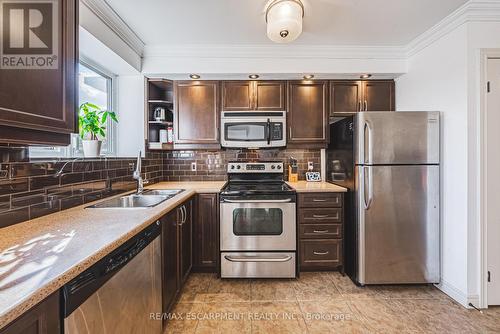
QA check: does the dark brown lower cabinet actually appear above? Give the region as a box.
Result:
[179,200,193,284]
[161,196,194,329]
[0,291,60,334]
[300,239,342,269]
[161,209,179,321]
[193,193,219,272]
[298,192,344,271]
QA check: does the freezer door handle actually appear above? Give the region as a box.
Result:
[363,166,373,210]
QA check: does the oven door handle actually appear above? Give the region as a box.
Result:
[222,199,293,203]
[224,255,293,263]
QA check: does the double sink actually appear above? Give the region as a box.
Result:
[87,189,184,209]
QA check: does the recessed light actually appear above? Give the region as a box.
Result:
[360,74,372,79]
[189,74,200,79]
[249,74,260,79]
[303,74,314,80]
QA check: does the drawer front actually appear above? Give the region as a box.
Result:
[299,208,342,224]
[298,193,342,208]
[221,252,296,278]
[299,224,342,239]
[300,240,342,268]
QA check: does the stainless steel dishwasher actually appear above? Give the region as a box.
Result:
[62,221,162,334]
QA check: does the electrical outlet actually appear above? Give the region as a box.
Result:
[308,161,314,171]
[191,162,197,172]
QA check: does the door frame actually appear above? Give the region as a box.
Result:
[478,49,500,308]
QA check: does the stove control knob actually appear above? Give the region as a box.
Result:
[271,165,276,169]
[230,165,235,169]
[237,165,241,169]
[277,165,282,170]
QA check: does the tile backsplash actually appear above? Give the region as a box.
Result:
[162,149,321,182]
[0,150,163,228]
[0,147,320,228]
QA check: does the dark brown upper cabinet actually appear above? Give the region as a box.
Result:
[363,80,395,112]
[0,0,78,146]
[330,81,363,115]
[174,81,220,149]
[222,81,285,111]
[254,81,286,110]
[288,80,329,148]
[330,80,395,116]
[222,81,253,111]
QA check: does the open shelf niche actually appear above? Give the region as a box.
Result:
[145,78,174,150]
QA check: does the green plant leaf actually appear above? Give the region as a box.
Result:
[101,112,108,123]
[77,102,118,140]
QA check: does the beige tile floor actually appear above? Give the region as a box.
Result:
[164,272,500,334]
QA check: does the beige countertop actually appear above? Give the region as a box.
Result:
[0,180,348,328]
[287,181,348,193]
[0,181,225,330]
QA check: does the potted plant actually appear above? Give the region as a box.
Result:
[79,102,118,157]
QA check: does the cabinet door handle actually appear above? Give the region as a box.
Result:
[313,230,330,234]
[364,100,368,111]
[313,251,330,256]
[358,100,362,111]
[312,199,327,202]
[289,127,292,139]
[179,205,185,225]
[313,214,329,218]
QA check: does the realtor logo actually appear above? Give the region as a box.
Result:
[0,0,58,69]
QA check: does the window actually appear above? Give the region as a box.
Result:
[29,60,116,158]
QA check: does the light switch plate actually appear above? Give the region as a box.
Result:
[191,162,197,172]
[308,161,314,171]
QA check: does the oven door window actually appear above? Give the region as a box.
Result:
[233,208,283,236]
[225,123,268,142]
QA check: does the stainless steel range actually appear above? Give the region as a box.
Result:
[220,162,297,278]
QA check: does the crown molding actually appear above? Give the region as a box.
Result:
[80,0,145,57]
[405,0,500,57]
[143,44,407,60]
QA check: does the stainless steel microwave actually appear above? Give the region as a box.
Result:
[221,111,286,149]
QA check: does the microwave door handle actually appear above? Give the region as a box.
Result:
[267,118,271,145]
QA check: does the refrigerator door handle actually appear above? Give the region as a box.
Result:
[363,166,373,210]
[364,122,373,164]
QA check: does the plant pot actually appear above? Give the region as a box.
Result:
[82,140,102,158]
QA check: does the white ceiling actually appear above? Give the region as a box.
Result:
[105,0,468,47]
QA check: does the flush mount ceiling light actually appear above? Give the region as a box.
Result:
[303,74,314,80]
[360,74,372,79]
[266,0,304,44]
[249,74,260,79]
[189,74,200,79]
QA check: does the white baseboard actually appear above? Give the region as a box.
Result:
[435,280,479,308]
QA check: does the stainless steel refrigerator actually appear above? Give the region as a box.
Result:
[327,111,440,285]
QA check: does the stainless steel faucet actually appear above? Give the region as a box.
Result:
[133,151,147,194]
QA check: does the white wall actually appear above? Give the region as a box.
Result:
[466,21,500,307]
[79,27,138,76]
[79,25,145,157]
[79,1,142,71]
[396,24,470,305]
[116,76,145,157]
[142,45,407,77]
